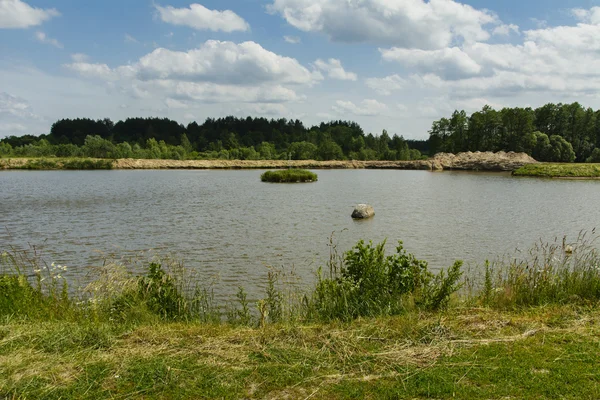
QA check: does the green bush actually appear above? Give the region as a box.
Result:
[261,169,318,183]
[308,240,463,321]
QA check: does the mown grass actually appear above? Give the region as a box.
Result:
[513,163,600,178]
[1,234,600,399]
[0,157,114,170]
[1,306,600,399]
[261,168,318,183]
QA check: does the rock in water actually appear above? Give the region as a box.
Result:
[352,204,375,219]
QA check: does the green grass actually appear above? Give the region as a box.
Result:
[0,157,113,170]
[2,235,600,398]
[261,169,318,183]
[1,306,600,399]
[513,163,600,178]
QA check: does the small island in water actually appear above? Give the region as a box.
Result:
[260,169,318,183]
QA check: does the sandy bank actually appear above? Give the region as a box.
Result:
[0,151,537,171]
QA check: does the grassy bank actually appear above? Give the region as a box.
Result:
[513,163,600,178]
[2,305,600,399]
[0,157,113,170]
[2,236,600,398]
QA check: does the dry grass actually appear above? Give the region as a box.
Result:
[3,305,600,399]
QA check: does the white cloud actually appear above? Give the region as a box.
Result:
[71,53,89,63]
[155,3,249,32]
[314,58,357,81]
[0,92,44,136]
[0,0,59,29]
[332,99,388,116]
[381,47,482,79]
[0,92,32,117]
[571,7,600,25]
[236,103,290,116]
[403,6,600,101]
[492,24,519,36]
[124,34,138,43]
[365,74,406,95]
[129,40,317,85]
[0,122,27,134]
[284,35,301,44]
[65,40,319,106]
[35,31,63,48]
[268,0,498,49]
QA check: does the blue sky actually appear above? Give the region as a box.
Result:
[2,0,600,140]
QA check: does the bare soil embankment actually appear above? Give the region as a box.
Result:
[113,151,537,171]
[0,151,537,171]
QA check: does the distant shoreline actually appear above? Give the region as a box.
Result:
[0,151,537,172]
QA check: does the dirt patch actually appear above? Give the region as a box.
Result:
[432,151,538,171]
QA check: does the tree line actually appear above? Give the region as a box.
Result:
[0,117,424,161]
[429,103,600,162]
[2,102,600,162]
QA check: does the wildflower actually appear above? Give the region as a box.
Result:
[1,252,7,257]
[33,269,42,274]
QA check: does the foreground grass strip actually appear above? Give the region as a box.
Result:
[261,169,318,183]
[2,305,600,399]
[513,163,600,178]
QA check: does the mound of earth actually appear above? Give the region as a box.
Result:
[431,151,538,171]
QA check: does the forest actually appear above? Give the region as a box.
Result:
[0,117,423,161]
[429,102,600,163]
[1,102,600,162]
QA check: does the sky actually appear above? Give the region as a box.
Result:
[2,0,600,140]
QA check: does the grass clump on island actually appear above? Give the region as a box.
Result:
[513,163,600,178]
[261,168,318,183]
[2,234,600,398]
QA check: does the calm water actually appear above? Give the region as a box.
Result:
[1,170,599,297]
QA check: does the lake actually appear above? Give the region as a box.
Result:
[1,169,599,298]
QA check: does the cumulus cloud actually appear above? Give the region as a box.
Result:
[571,7,600,25]
[65,40,318,106]
[35,31,63,48]
[492,24,519,36]
[365,74,406,95]
[68,40,318,85]
[0,0,59,29]
[268,0,497,49]
[332,99,388,116]
[314,58,357,81]
[381,47,482,80]
[404,6,600,99]
[155,3,249,32]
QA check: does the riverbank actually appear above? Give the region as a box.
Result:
[0,151,537,172]
[2,234,600,399]
[2,305,599,399]
[513,163,600,178]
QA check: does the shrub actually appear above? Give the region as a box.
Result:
[261,169,318,183]
[308,240,463,321]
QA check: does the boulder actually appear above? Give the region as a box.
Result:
[352,204,375,219]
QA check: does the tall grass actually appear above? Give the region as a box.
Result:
[2,233,600,327]
[476,231,600,308]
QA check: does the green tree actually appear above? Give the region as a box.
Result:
[289,141,318,160]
